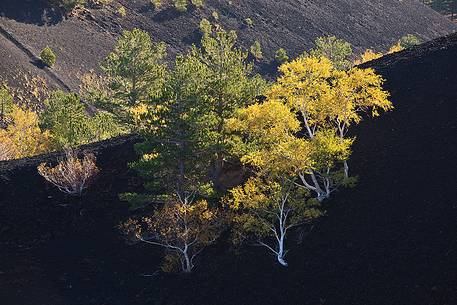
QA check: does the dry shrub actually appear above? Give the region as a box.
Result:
[38,150,99,196]
[0,141,13,161]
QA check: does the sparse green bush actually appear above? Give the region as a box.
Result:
[250,41,263,60]
[308,36,353,70]
[398,34,422,49]
[212,11,219,20]
[191,0,204,7]
[117,5,126,17]
[173,0,188,12]
[244,17,254,27]
[40,46,57,68]
[0,85,13,126]
[275,48,289,64]
[40,91,122,148]
[40,91,90,148]
[151,0,161,9]
[199,18,212,35]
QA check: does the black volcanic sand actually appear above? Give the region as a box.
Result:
[1,34,457,305]
[0,0,455,94]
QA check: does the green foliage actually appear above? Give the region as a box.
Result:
[123,24,267,205]
[194,24,267,188]
[250,41,263,60]
[199,18,212,35]
[117,5,126,17]
[173,0,188,12]
[150,0,161,9]
[0,85,13,125]
[40,91,122,148]
[191,0,204,7]
[40,46,57,68]
[275,48,289,64]
[101,29,167,126]
[244,17,254,27]
[40,91,89,148]
[128,53,213,206]
[308,36,353,70]
[398,34,422,49]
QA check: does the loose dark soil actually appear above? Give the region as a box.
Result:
[0,0,455,95]
[1,30,457,305]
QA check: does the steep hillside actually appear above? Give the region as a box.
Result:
[0,0,455,93]
[1,30,457,305]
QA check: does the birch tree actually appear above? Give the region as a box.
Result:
[121,199,222,273]
[226,100,323,266]
[267,55,391,200]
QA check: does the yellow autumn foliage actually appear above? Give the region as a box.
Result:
[0,105,52,160]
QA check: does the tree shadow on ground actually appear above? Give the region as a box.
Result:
[0,0,63,26]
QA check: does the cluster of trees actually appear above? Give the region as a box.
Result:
[67,23,393,272]
[0,85,122,161]
[1,18,399,271]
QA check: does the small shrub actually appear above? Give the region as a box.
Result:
[173,0,187,12]
[212,10,219,20]
[151,0,161,9]
[117,5,126,17]
[0,142,13,161]
[244,17,254,27]
[275,48,289,64]
[250,40,263,60]
[40,46,57,68]
[0,85,13,126]
[199,18,212,35]
[191,0,204,7]
[38,150,99,197]
[398,34,422,49]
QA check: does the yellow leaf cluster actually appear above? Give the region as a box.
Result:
[354,49,383,65]
[0,105,52,160]
[269,56,334,129]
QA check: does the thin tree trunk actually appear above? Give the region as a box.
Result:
[310,172,327,201]
[343,160,349,178]
[277,230,288,267]
[182,247,192,273]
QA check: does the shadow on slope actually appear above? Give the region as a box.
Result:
[0,0,63,25]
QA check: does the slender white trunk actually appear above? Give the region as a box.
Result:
[310,172,328,201]
[182,246,192,273]
[343,160,349,178]
[277,231,288,267]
